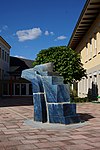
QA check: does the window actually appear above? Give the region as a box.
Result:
[89,38,92,59]
[7,53,9,63]
[15,84,20,95]
[99,72,100,95]
[21,84,26,95]
[94,34,97,56]
[0,47,1,58]
[0,68,1,79]
[93,74,98,98]
[97,32,100,54]
[89,76,92,89]
[29,84,33,95]
[2,69,4,79]
[85,77,88,94]
[2,50,4,60]
[85,43,88,62]
[3,83,8,95]
[5,51,7,61]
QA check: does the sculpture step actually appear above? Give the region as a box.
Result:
[47,103,80,124]
[41,71,60,76]
[42,76,64,85]
[48,103,76,116]
[42,82,70,103]
[49,115,80,124]
[33,93,47,123]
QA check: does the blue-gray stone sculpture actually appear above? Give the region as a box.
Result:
[21,62,80,124]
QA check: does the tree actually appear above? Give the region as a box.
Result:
[33,46,86,83]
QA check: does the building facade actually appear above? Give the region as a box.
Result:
[68,0,100,99]
[0,36,11,80]
[2,56,33,97]
[0,36,33,98]
[0,36,11,96]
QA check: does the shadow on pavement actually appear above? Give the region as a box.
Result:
[0,97,33,107]
[79,113,95,122]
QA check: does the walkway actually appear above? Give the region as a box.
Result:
[0,102,100,150]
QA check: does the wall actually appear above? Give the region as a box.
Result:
[75,13,100,98]
[0,40,10,79]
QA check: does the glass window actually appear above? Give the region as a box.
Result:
[21,84,26,95]
[94,34,97,56]
[3,83,8,95]
[15,84,20,95]
[2,70,4,79]
[0,68,1,79]
[29,84,33,95]
[5,51,6,61]
[86,43,88,62]
[7,53,9,63]
[0,47,1,58]
[2,50,4,60]
[90,38,92,59]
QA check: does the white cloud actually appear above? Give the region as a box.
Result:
[2,25,8,30]
[44,30,49,36]
[55,35,67,41]
[0,25,8,33]
[44,30,54,36]
[14,55,26,59]
[16,27,42,42]
[50,32,54,35]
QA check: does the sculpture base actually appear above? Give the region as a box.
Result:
[47,103,80,124]
[49,115,80,124]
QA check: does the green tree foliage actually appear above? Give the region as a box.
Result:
[33,46,86,83]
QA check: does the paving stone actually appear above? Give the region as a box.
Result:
[69,135,88,139]
[89,142,100,148]
[34,142,62,148]
[5,147,18,150]
[87,137,100,142]
[62,144,94,150]
[0,102,100,149]
[0,140,22,147]
[16,144,37,150]
[71,139,90,144]
[47,136,71,142]
[21,139,40,144]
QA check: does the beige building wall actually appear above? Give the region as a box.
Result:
[76,14,100,98]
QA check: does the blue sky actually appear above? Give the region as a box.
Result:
[0,0,86,60]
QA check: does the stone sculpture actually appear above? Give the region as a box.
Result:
[21,62,80,124]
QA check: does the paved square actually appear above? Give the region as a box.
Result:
[0,102,100,150]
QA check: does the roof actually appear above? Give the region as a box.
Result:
[9,56,34,75]
[10,56,34,68]
[0,36,11,49]
[68,0,100,50]
[9,66,20,72]
[19,57,34,68]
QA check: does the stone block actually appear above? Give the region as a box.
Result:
[42,82,70,103]
[49,115,80,124]
[33,94,47,122]
[32,77,44,93]
[57,85,70,102]
[48,103,76,117]
[21,63,80,125]
[42,76,64,85]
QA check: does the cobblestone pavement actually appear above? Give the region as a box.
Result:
[0,102,100,150]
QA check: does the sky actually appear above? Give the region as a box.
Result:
[0,0,86,60]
